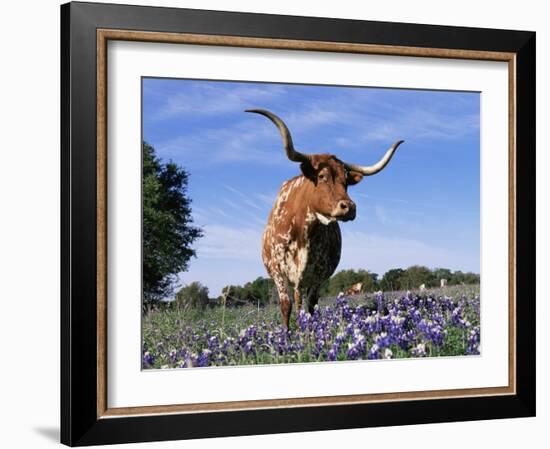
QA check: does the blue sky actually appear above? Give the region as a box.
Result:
[143,78,480,297]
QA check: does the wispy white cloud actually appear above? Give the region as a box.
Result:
[156,118,293,166]
[254,192,277,207]
[339,230,479,278]
[150,83,288,121]
[195,223,264,262]
[222,183,265,212]
[151,82,479,168]
[374,205,393,225]
[358,108,480,145]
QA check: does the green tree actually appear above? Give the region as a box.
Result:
[244,277,276,305]
[433,268,453,283]
[379,268,405,292]
[175,282,209,310]
[463,272,480,284]
[451,271,479,285]
[398,265,435,290]
[143,142,203,303]
[450,270,466,285]
[321,269,378,296]
[220,277,276,306]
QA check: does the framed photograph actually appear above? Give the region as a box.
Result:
[61,1,536,446]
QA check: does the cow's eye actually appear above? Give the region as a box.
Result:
[318,173,326,181]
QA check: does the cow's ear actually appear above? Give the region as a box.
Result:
[300,161,317,181]
[347,170,364,186]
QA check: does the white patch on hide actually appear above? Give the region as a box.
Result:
[315,212,336,226]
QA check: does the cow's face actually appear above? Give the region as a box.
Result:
[301,154,363,224]
[245,109,403,225]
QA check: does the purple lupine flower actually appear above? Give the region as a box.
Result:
[208,335,219,351]
[374,292,385,312]
[244,340,255,354]
[367,343,380,360]
[143,351,155,367]
[397,329,416,351]
[346,343,360,360]
[168,349,178,362]
[296,310,310,331]
[374,332,391,348]
[467,327,480,354]
[411,343,427,357]
[197,349,212,367]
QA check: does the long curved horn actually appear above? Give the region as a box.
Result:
[344,140,405,176]
[245,109,311,164]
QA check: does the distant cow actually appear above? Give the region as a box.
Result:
[440,279,448,288]
[419,284,426,292]
[247,109,404,328]
[345,282,363,296]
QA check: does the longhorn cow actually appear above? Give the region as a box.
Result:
[247,109,404,328]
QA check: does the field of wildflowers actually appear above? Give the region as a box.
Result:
[142,286,480,369]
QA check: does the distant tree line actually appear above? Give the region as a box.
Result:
[319,269,378,296]
[171,278,277,310]
[220,277,277,307]
[171,266,480,310]
[377,266,479,292]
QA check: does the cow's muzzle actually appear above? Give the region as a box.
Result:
[333,200,356,222]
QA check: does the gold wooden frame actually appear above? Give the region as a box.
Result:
[96,29,516,419]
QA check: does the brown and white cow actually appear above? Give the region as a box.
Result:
[246,109,404,328]
[345,282,364,296]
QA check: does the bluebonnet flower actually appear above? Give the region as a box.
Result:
[374,292,385,312]
[168,349,178,362]
[467,327,480,354]
[197,349,211,367]
[244,340,255,354]
[142,351,155,367]
[208,336,219,351]
[346,342,360,360]
[367,343,380,360]
[374,332,391,348]
[411,343,427,357]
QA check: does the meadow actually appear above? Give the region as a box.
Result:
[142,285,480,369]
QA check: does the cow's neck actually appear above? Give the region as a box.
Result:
[283,175,336,243]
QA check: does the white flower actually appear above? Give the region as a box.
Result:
[391,315,404,325]
[384,348,393,359]
[412,343,426,357]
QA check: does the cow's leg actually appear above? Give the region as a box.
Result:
[273,276,291,329]
[293,288,302,314]
[281,294,292,329]
[306,287,320,315]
